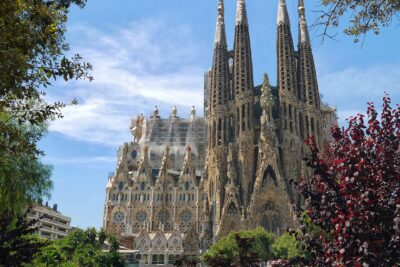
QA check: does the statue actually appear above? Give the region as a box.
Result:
[130,114,144,143]
[190,105,196,121]
[171,105,178,118]
[152,105,160,118]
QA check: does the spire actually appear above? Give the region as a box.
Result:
[214,0,226,46]
[235,0,248,25]
[297,0,320,108]
[277,0,290,25]
[298,0,310,44]
[276,0,297,97]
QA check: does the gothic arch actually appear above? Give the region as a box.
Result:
[262,165,278,187]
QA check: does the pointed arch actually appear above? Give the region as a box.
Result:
[262,165,278,187]
[227,202,238,215]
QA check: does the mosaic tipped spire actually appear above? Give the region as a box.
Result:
[298,0,310,44]
[214,0,226,45]
[236,0,248,25]
[277,0,290,25]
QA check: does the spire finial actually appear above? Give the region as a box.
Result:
[218,0,224,17]
[298,0,305,16]
[236,0,248,25]
[298,0,310,44]
[214,0,227,45]
[277,0,290,25]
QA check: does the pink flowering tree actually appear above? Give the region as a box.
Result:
[296,95,400,266]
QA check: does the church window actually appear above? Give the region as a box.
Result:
[112,211,125,225]
[183,194,186,201]
[118,182,124,191]
[157,210,171,222]
[184,181,190,191]
[152,254,165,264]
[228,202,237,215]
[131,150,137,159]
[135,210,147,222]
[140,182,145,191]
[180,210,193,223]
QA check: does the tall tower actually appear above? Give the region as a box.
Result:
[297,0,322,143]
[276,0,302,194]
[277,0,297,99]
[233,0,255,210]
[206,0,231,234]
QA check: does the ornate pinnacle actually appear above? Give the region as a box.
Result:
[236,0,248,25]
[277,0,290,25]
[298,0,310,44]
[298,0,305,16]
[217,0,224,17]
[214,0,226,45]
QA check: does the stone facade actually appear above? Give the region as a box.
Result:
[103,0,337,263]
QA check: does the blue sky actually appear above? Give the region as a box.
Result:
[39,0,400,229]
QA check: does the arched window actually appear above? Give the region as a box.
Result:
[262,166,278,187]
[227,202,237,215]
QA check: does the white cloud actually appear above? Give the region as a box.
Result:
[48,19,205,146]
[319,63,400,125]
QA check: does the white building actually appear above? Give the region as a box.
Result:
[27,203,71,240]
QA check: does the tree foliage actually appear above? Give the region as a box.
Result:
[202,228,275,267]
[0,209,49,267]
[0,120,53,216]
[0,0,92,125]
[32,228,125,267]
[296,95,400,266]
[317,0,400,43]
[272,232,303,261]
[0,0,92,216]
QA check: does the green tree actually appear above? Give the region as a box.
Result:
[0,209,49,267]
[317,0,400,43]
[272,233,302,260]
[0,121,53,216]
[32,228,125,267]
[0,0,92,216]
[202,228,275,267]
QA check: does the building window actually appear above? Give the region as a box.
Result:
[152,254,165,264]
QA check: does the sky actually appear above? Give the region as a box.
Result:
[38,0,400,229]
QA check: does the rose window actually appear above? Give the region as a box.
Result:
[135,210,147,222]
[180,210,193,223]
[113,211,125,224]
[157,210,171,222]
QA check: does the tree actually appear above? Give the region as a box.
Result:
[272,232,303,261]
[316,0,400,43]
[202,228,275,267]
[296,95,400,266]
[0,121,53,216]
[173,255,199,267]
[0,0,92,126]
[0,209,49,267]
[32,228,125,267]
[0,0,92,216]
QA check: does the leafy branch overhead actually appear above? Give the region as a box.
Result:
[0,0,92,126]
[315,0,400,42]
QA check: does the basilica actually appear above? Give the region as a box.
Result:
[103,0,337,264]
